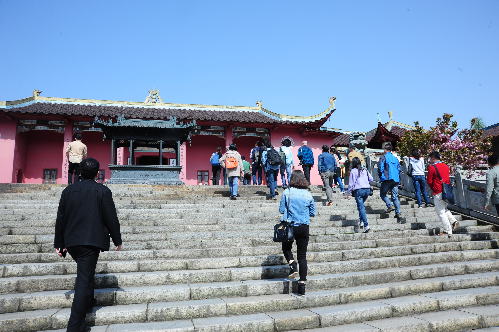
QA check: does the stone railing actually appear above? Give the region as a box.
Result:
[365,155,499,225]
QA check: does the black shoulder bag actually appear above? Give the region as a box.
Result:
[273,189,294,242]
[432,164,455,205]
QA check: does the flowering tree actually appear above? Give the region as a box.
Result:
[398,113,492,174]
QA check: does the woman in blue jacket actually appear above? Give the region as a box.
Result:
[279,170,316,295]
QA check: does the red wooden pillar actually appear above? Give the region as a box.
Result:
[224,125,233,150]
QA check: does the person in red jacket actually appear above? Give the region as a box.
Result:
[427,151,458,235]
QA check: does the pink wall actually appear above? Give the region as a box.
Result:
[185,135,225,184]
[23,131,64,184]
[12,132,27,183]
[233,136,261,161]
[0,119,17,183]
[81,131,111,182]
[1,118,335,186]
[184,128,333,186]
[270,128,333,186]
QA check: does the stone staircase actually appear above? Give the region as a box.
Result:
[0,184,498,332]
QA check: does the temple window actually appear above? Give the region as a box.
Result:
[197,170,209,185]
[97,170,105,183]
[42,169,57,184]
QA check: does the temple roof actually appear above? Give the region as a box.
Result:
[331,125,409,147]
[367,122,401,148]
[0,92,336,127]
[484,123,499,138]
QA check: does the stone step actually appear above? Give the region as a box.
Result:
[0,184,496,332]
[1,270,496,314]
[299,305,499,332]
[1,238,493,265]
[5,223,486,243]
[0,218,479,236]
[2,241,496,278]
[1,255,497,295]
[0,209,436,222]
[1,287,498,331]
[2,229,498,250]
[0,232,489,255]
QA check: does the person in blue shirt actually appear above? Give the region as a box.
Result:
[297,141,314,183]
[209,147,223,185]
[261,140,281,200]
[377,142,402,219]
[318,145,337,206]
[279,170,316,296]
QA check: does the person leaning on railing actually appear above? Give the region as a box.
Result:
[485,154,499,215]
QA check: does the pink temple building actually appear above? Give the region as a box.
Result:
[0,90,342,185]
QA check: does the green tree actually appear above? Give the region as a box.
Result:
[397,121,431,158]
[470,117,486,130]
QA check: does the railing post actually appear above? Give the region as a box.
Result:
[454,170,467,209]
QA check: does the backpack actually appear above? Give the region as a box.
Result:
[225,156,239,169]
[266,149,282,166]
[279,147,287,166]
[210,153,220,166]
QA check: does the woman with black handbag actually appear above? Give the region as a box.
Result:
[346,157,374,233]
[278,170,316,296]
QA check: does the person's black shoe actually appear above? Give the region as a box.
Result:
[230,196,237,200]
[297,282,306,296]
[236,194,241,197]
[288,261,298,279]
[363,227,370,233]
[395,214,406,224]
[275,191,279,195]
[425,203,434,208]
[386,206,395,213]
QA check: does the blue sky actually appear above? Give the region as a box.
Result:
[1,0,497,131]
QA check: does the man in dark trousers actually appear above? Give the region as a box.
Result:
[54,158,122,332]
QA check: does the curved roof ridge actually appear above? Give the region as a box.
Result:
[1,95,260,111]
[260,104,335,122]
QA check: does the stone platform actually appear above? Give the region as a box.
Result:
[107,165,183,185]
[0,184,498,331]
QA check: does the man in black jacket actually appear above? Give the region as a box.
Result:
[54,158,122,332]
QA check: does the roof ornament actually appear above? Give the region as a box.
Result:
[386,111,394,131]
[349,132,368,151]
[145,90,163,104]
[329,96,336,108]
[256,100,263,109]
[33,90,42,97]
[377,112,381,123]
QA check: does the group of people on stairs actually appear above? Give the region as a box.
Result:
[54,135,499,330]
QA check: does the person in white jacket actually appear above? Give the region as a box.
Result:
[279,139,294,188]
[219,144,244,200]
[408,149,432,208]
